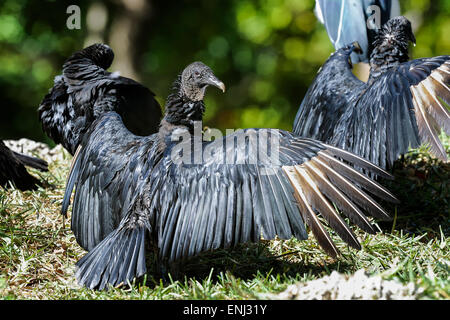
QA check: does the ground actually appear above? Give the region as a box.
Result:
[0,136,448,300]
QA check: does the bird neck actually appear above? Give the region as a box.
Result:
[369,38,409,80]
[159,77,205,138]
[327,48,356,77]
[162,97,205,129]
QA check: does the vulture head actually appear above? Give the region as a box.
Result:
[376,16,416,49]
[181,61,226,102]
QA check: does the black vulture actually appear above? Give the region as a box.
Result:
[62,61,398,290]
[38,43,162,155]
[315,0,400,63]
[294,16,450,169]
[0,140,48,191]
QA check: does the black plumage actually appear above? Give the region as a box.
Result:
[315,0,400,63]
[294,16,450,169]
[38,43,162,155]
[62,62,398,290]
[0,140,48,191]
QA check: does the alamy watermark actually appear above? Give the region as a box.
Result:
[66,5,81,30]
[169,121,282,170]
[366,5,382,30]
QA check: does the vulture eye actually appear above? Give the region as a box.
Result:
[194,71,200,78]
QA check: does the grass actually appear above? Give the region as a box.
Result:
[0,136,448,300]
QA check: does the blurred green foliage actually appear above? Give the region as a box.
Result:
[0,0,449,145]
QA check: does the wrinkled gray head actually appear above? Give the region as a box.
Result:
[181,61,225,101]
[377,16,416,47]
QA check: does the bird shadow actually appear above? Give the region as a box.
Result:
[138,241,353,291]
[378,152,449,239]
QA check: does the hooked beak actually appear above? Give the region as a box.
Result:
[206,74,226,93]
[351,41,363,54]
[410,33,416,46]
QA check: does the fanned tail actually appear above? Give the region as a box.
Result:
[75,223,147,290]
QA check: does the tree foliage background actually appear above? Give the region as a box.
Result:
[0,0,449,145]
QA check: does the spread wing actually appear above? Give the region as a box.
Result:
[73,122,398,290]
[332,56,450,169]
[293,44,364,142]
[61,112,159,251]
[158,129,398,263]
[315,0,400,63]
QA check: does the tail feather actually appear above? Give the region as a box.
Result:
[13,152,48,172]
[75,224,147,290]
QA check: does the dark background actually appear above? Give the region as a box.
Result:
[0,0,449,146]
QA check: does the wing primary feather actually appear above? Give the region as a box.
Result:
[76,222,147,290]
[318,144,393,179]
[193,185,213,257]
[418,80,450,134]
[411,85,447,160]
[318,151,399,204]
[306,159,376,234]
[429,73,450,104]
[293,164,361,250]
[316,153,393,220]
[282,166,339,257]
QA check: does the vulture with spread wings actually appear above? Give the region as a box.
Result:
[294,16,450,169]
[0,140,48,191]
[38,43,162,155]
[62,62,398,290]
